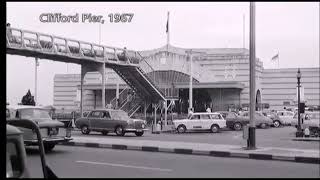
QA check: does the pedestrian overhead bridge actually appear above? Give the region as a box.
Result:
[6,26,174,119]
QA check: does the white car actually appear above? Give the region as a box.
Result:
[276,111,295,125]
[173,112,226,133]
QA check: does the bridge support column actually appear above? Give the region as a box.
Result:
[99,63,106,109]
[80,65,86,118]
[144,101,147,121]
[80,63,102,117]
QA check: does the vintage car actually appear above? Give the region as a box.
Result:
[292,111,320,129]
[75,109,148,136]
[7,119,58,178]
[6,105,72,152]
[276,110,295,126]
[238,111,274,129]
[261,111,283,128]
[172,112,226,133]
[217,111,250,131]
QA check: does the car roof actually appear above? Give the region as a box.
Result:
[7,105,46,110]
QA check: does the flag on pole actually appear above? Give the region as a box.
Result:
[271,53,279,61]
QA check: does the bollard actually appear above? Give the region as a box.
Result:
[156,122,161,134]
[304,127,310,138]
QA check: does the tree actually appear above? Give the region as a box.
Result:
[21,89,36,106]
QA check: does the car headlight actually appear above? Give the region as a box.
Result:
[142,124,145,129]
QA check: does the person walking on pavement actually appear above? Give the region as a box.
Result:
[206,106,211,113]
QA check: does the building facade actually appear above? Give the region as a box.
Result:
[53,45,319,113]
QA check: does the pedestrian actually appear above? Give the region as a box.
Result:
[6,23,13,43]
[206,106,211,113]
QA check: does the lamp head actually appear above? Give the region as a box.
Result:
[296,68,301,79]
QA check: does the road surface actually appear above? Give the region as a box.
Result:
[26,146,320,178]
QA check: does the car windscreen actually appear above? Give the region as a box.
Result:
[111,111,129,120]
[19,109,51,121]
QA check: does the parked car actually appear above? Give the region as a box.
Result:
[217,111,249,131]
[173,112,226,133]
[292,111,320,130]
[276,111,295,126]
[6,105,72,152]
[75,109,148,136]
[238,111,274,129]
[261,111,283,128]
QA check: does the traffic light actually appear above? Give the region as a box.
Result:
[299,102,305,114]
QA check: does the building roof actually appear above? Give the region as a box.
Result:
[139,44,249,57]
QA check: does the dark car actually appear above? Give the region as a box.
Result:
[217,111,249,131]
[261,111,282,128]
[75,109,148,136]
[239,111,274,129]
[6,105,72,152]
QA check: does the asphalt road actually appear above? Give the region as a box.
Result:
[26,146,319,178]
[71,126,319,150]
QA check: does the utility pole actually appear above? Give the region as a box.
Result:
[248,2,256,149]
[189,52,193,112]
[186,50,206,112]
[35,57,39,106]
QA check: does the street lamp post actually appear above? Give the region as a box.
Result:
[296,68,303,137]
[247,2,256,149]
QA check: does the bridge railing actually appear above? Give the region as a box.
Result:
[6,27,141,65]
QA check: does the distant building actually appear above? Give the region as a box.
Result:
[53,45,319,113]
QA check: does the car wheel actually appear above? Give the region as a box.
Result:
[101,130,109,135]
[115,126,125,136]
[135,131,144,136]
[260,123,267,129]
[210,124,220,133]
[81,125,90,135]
[177,125,186,133]
[273,120,281,128]
[44,143,55,152]
[233,122,242,131]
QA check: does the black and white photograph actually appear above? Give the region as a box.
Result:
[5,1,320,178]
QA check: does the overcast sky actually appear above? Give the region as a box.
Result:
[6,2,319,106]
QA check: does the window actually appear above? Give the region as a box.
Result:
[19,109,51,121]
[227,113,236,119]
[221,113,227,119]
[210,114,222,119]
[191,115,200,120]
[200,114,210,119]
[283,101,290,106]
[89,111,102,118]
[6,140,22,178]
[102,111,111,119]
[6,109,10,118]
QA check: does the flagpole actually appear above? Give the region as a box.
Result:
[243,14,245,50]
[167,11,170,46]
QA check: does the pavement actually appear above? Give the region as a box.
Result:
[59,134,320,164]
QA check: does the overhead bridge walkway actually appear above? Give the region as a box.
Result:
[6,27,166,104]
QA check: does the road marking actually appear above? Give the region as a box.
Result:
[76,160,173,172]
